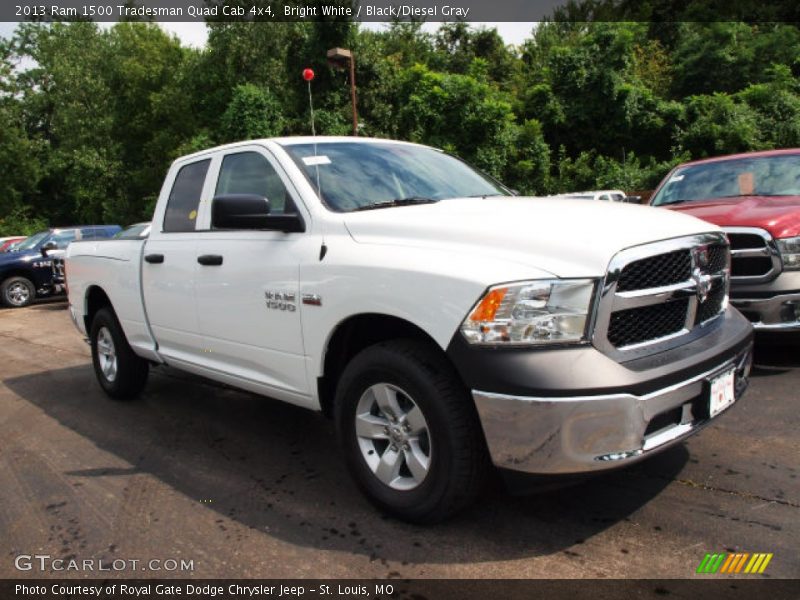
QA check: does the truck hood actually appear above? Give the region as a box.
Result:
[342,197,716,278]
[662,196,800,239]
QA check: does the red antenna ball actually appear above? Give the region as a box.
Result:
[302,68,315,82]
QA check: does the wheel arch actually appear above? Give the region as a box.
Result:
[317,312,457,418]
[0,268,38,286]
[84,285,113,333]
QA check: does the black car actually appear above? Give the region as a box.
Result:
[0,225,121,308]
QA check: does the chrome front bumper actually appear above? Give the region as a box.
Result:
[472,345,753,475]
[731,292,800,331]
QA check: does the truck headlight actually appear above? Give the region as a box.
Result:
[460,279,597,345]
[777,236,800,270]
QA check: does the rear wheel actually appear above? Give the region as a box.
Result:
[1,276,35,308]
[90,307,148,400]
[335,339,489,523]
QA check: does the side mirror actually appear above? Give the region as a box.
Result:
[211,194,305,233]
[625,195,642,204]
[41,240,58,255]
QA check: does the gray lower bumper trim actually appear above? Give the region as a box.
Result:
[472,347,752,475]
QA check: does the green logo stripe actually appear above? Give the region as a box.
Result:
[697,554,713,573]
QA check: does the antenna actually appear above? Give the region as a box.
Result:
[303,68,327,260]
[302,67,321,197]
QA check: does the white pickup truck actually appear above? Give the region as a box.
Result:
[66,137,754,522]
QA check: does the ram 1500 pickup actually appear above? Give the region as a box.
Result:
[651,149,800,333]
[66,137,754,522]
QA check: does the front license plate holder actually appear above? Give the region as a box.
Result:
[709,367,736,418]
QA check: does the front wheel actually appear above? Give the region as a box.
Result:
[90,307,149,400]
[1,276,35,308]
[335,339,489,523]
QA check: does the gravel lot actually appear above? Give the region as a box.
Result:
[1,302,797,580]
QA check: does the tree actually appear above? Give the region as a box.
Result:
[220,83,286,141]
[676,93,764,157]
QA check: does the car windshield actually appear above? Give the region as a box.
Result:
[652,154,800,206]
[11,231,49,251]
[281,141,509,212]
[115,223,150,239]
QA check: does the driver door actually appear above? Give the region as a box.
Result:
[192,146,315,402]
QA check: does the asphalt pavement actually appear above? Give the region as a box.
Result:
[0,302,797,580]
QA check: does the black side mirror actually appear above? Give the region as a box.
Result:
[625,195,642,204]
[211,194,305,233]
[41,240,58,255]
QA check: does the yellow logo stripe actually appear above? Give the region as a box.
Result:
[758,554,773,574]
[744,554,761,573]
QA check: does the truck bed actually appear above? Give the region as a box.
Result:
[66,239,158,359]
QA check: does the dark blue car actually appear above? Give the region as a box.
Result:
[0,225,121,308]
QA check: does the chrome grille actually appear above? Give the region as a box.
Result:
[593,233,730,358]
[694,278,727,325]
[723,227,781,283]
[607,298,690,347]
[617,250,691,292]
[52,257,65,284]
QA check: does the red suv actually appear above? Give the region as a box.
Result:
[651,149,800,332]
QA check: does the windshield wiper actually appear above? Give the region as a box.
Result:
[352,196,440,212]
[657,198,693,205]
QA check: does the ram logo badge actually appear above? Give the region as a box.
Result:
[265,291,296,312]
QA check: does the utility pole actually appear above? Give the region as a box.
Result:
[327,47,358,136]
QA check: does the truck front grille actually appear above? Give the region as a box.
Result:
[617,250,691,292]
[52,257,65,283]
[724,227,781,283]
[593,233,730,357]
[608,299,689,347]
[695,278,727,325]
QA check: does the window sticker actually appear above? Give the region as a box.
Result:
[302,155,332,166]
[738,172,754,195]
[668,174,684,183]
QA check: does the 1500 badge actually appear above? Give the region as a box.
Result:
[265,291,296,312]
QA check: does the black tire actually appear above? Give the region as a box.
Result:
[90,307,149,400]
[334,339,489,524]
[1,276,35,308]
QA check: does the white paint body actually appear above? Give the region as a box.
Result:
[65,137,720,411]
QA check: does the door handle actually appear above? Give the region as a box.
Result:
[144,253,164,264]
[197,254,223,266]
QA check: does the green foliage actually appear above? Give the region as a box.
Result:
[676,93,764,157]
[736,65,800,148]
[220,83,286,141]
[1,19,799,230]
[0,206,48,236]
[393,63,517,178]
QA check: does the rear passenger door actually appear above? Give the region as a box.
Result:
[192,146,315,401]
[141,158,211,365]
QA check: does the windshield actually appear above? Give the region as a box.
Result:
[652,154,800,206]
[281,141,509,212]
[12,231,50,251]
[115,223,151,239]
